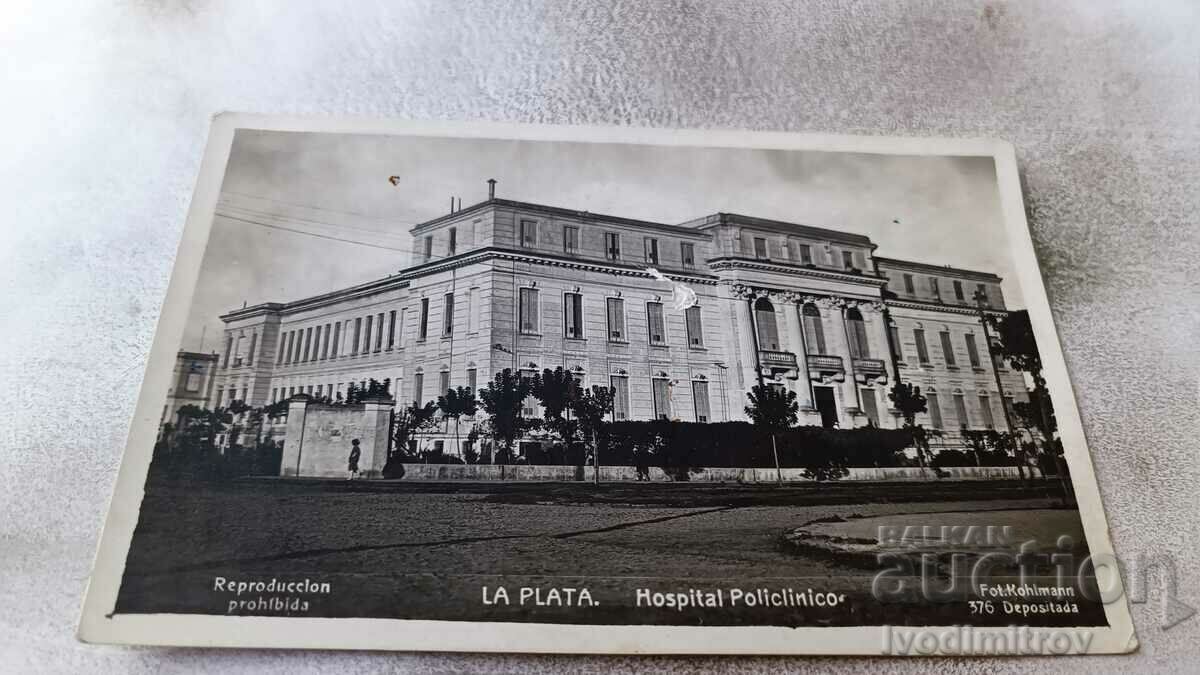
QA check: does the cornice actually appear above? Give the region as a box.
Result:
[708,257,889,287]
[885,298,1011,317]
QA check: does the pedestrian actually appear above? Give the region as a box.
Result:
[347,439,361,480]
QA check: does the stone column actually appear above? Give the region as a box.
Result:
[821,298,859,426]
[280,394,311,477]
[780,299,812,408]
[360,397,395,478]
[729,285,761,398]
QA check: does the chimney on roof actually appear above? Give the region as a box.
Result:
[449,196,455,213]
[487,178,496,200]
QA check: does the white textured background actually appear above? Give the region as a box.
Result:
[2,1,1198,672]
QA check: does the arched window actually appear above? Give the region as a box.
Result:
[845,307,870,358]
[754,297,781,351]
[802,303,826,355]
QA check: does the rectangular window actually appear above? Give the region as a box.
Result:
[914,328,930,364]
[519,369,538,417]
[563,225,579,254]
[979,394,995,428]
[954,280,965,301]
[927,392,944,429]
[412,373,424,405]
[423,235,432,261]
[352,318,362,354]
[611,375,630,420]
[276,333,286,365]
[644,237,659,264]
[468,288,480,333]
[681,242,695,267]
[375,313,384,351]
[685,306,703,346]
[605,232,620,260]
[443,293,455,336]
[965,334,981,368]
[564,292,584,339]
[799,243,813,265]
[387,310,396,349]
[223,336,233,368]
[753,237,768,259]
[418,299,429,340]
[692,380,711,422]
[466,368,477,394]
[889,324,903,361]
[903,273,915,294]
[606,297,625,341]
[331,323,340,358]
[939,330,956,366]
[853,251,866,269]
[929,276,940,298]
[520,219,537,248]
[303,327,313,362]
[439,370,451,396]
[954,393,969,428]
[363,316,373,354]
[842,250,854,269]
[448,227,457,256]
[519,287,539,334]
[976,284,990,306]
[651,378,671,420]
[860,388,879,425]
[646,302,666,345]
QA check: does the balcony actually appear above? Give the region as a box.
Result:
[758,350,798,369]
[853,357,888,382]
[806,354,845,381]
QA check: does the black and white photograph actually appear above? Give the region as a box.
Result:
[78,117,1134,655]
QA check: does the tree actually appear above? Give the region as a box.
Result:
[744,385,799,429]
[479,368,538,464]
[888,381,931,470]
[990,310,1058,480]
[571,385,615,483]
[532,367,583,451]
[437,386,478,460]
[384,401,439,477]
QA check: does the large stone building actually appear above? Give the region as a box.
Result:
[212,189,1029,457]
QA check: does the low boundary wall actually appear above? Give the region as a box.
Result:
[392,464,1024,482]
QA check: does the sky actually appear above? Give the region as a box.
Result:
[181,130,1018,352]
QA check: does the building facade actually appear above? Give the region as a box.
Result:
[212,195,1029,456]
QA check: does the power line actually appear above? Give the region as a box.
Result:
[216,211,466,262]
[217,203,418,239]
[221,189,406,222]
[216,212,413,253]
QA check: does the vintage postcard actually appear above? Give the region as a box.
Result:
[79,115,1136,655]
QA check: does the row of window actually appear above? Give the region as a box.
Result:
[752,298,872,358]
[898,274,992,306]
[516,288,705,346]
[890,326,996,370]
[749,237,866,271]
[222,333,258,368]
[518,220,700,268]
[275,310,402,367]
[925,391,1009,431]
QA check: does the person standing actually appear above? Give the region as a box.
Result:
[347,439,361,480]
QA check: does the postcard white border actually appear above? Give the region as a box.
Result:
[78,114,1137,655]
